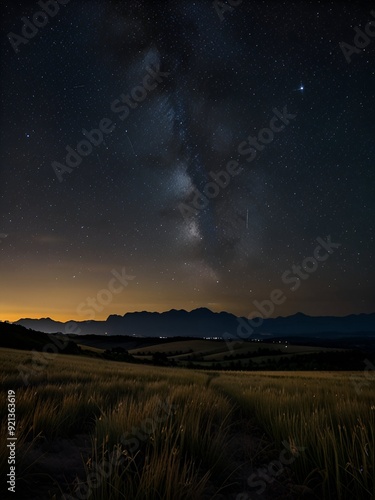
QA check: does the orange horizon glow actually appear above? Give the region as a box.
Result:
[2,304,373,324]
[1,259,373,324]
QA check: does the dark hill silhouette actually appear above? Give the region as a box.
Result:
[0,322,81,353]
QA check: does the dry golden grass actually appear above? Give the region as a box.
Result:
[0,348,374,499]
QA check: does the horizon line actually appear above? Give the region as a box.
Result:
[4,307,375,324]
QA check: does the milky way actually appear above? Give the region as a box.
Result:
[0,0,374,321]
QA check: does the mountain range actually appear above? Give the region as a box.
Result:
[15,308,375,339]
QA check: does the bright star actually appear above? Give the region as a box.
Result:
[293,84,304,92]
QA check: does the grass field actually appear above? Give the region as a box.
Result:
[0,347,374,499]
[129,340,333,358]
[127,339,346,368]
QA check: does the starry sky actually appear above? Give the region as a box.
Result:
[0,0,374,322]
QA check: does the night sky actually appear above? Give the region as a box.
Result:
[0,0,374,322]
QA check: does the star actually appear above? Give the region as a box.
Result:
[293,84,304,92]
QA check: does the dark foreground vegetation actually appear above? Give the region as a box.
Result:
[0,347,374,500]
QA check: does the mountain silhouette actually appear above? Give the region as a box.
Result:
[15,309,375,339]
